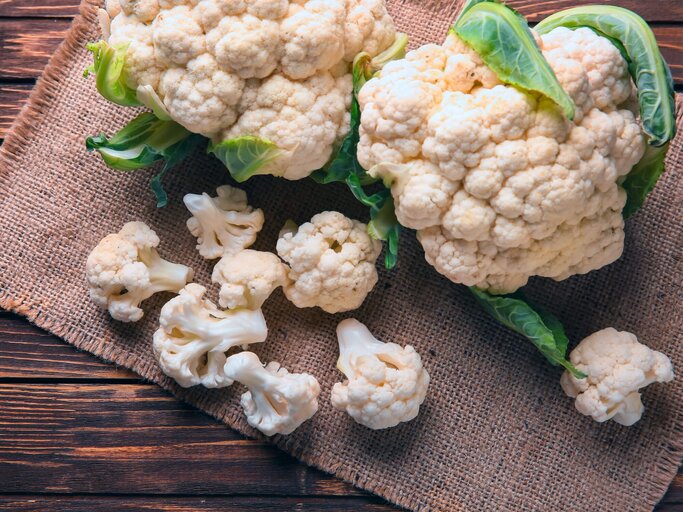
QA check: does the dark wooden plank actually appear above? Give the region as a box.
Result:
[0,18,72,79]
[1,0,682,21]
[0,312,138,379]
[0,383,366,497]
[0,496,394,511]
[508,0,683,22]
[0,84,31,139]
[0,0,78,17]
[659,474,683,508]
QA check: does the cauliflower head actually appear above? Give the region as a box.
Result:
[184,185,264,259]
[224,351,321,435]
[86,221,194,322]
[153,283,268,388]
[102,0,397,179]
[276,211,382,313]
[560,328,674,426]
[357,27,646,293]
[331,318,430,429]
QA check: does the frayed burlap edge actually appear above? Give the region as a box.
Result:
[0,1,681,511]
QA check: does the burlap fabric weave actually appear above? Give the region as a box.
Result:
[1,1,681,510]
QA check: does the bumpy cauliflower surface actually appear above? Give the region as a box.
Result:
[86,221,193,322]
[212,249,290,310]
[102,0,396,179]
[153,283,268,388]
[561,328,674,426]
[184,185,264,259]
[276,211,382,314]
[224,351,321,435]
[331,318,430,429]
[357,27,646,293]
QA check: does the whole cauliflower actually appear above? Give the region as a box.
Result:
[212,249,290,310]
[357,27,646,293]
[276,211,382,313]
[86,221,194,322]
[184,185,264,259]
[224,351,321,436]
[560,328,674,426]
[153,283,268,388]
[100,0,397,179]
[331,318,430,429]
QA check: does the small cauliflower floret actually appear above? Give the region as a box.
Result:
[184,185,264,260]
[86,221,193,322]
[224,351,320,436]
[331,319,430,429]
[358,28,647,293]
[102,0,398,179]
[212,250,290,310]
[153,284,268,388]
[560,328,674,426]
[276,211,381,314]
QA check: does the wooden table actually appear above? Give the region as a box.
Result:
[0,0,681,510]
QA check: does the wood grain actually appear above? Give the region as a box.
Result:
[0,496,392,511]
[0,383,370,498]
[0,85,31,139]
[0,0,78,17]
[0,312,137,379]
[0,19,73,79]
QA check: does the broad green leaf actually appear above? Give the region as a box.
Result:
[208,136,282,183]
[536,5,676,147]
[621,143,669,218]
[453,1,575,120]
[86,112,203,206]
[84,40,141,107]
[469,287,586,378]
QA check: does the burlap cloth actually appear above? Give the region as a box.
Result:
[1,0,681,510]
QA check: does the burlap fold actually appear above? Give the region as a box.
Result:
[1,1,681,510]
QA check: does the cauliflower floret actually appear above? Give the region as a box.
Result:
[331,319,430,429]
[343,0,396,61]
[212,249,290,310]
[184,185,264,260]
[108,13,161,89]
[86,221,193,322]
[160,54,245,136]
[276,211,382,314]
[560,328,674,426]
[153,284,268,388]
[223,71,352,179]
[358,28,646,293]
[224,351,320,436]
[104,0,398,179]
